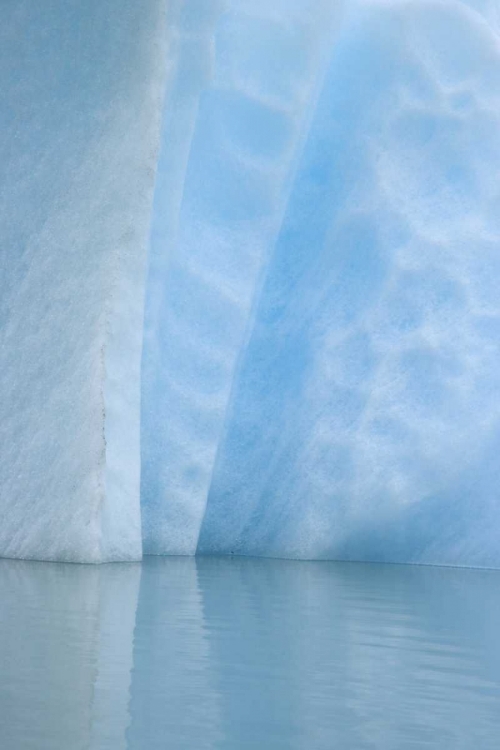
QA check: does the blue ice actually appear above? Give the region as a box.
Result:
[1,0,500,565]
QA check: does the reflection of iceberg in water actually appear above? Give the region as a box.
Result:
[194,557,500,750]
[0,561,139,750]
[126,557,221,750]
[90,566,141,750]
[1,557,500,747]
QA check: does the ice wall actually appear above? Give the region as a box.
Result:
[141,0,344,554]
[0,0,168,562]
[197,0,500,566]
[1,0,499,566]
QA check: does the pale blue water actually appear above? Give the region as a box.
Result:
[1,557,499,749]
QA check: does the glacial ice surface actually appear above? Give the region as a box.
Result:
[144,0,500,567]
[0,0,168,562]
[141,0,344,555]
[1,0,500,565]
[197,0,500,566]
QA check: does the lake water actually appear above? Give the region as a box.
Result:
[1,556,499,749]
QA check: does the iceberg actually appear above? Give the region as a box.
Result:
[140,0,344,555]
[1,0,500,566]
[197,0,500,567]
[0,0,169,561]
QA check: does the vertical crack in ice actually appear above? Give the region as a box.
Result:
[141,0,227,555]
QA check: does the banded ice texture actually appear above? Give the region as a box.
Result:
[0,0,168,561]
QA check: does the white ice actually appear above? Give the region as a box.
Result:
[0,0,168,561]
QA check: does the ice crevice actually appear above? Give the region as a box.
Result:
[141,0,346,556]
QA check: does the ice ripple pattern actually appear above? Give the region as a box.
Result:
[196,0,500,566]
[141,0,343,555]
[143,0,500,566]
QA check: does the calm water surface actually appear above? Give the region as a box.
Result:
[1,556,499,749]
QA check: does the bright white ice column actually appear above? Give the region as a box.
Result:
[0,0,168,562]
